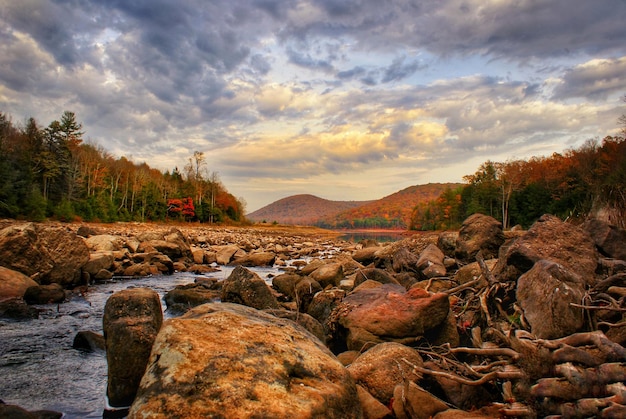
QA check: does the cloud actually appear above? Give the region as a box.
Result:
[552,56,626,100]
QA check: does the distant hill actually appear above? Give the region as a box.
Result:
[319,183,463,229]
[247,194,373,225]
[247,183,463,228]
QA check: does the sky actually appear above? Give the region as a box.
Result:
[1,0,625,213]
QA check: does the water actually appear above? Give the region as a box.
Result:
[0,266,282,418]
[336,230,406,243]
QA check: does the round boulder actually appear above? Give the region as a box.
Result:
[128,303,362,419]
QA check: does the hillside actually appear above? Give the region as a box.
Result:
[247,194,372,225]
[248,184,463,229]
[319,183,463,229]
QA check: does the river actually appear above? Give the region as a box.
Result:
[0,266,282,418]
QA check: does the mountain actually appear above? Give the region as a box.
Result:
[247,194,373,225]
[319,183,463,229]
[247,183,463,228]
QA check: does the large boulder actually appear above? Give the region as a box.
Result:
[455,213,504,263]
[128,303,363,419]
[331,283,450,351]
[0,266,38,299]
[221,265,280,310]
[493,214,598,285]
[103,288,163,408]
[309,262,344,288]
[347,342,423,405]
[0,223,90,287]
[516,260,586,339]
[82,252,114,276]
[583,218,626,261]
[164,281,221,313]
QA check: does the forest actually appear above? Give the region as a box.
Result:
[410,134,626,231]
[0,111,245,223]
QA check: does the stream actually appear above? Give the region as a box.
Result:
[0,266,282,418]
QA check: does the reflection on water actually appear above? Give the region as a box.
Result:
[336,230,407,243]
[0,266,282,418]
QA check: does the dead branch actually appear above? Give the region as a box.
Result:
[402,358,524,386]
[536,331,626,361]
[446,346,521,361]
[475,251,498,286]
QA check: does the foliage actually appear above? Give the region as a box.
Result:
[0,111,246,224]
[410,135,626,230]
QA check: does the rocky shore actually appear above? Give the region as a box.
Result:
[1,214,625,418]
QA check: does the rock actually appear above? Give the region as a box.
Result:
[347,342,422,405]
[263,309,326,343]
[128,303,363,419]
[164,282,221,313]
[333,284,450,351]
[23,283,65,304]
[272,273,303,298]
[221,265,280,310]
[137,240,183,261]
[231,251,276,267]
[163,228,193,260]
[213,244,241,265]
[494,214,598,285]
[416,243,446,278]
[353,268,399,288]
[84,234,125,252]
[73,330,106,352]
[392,381,448,419]
[103,288,163,407]
[352,246,383,266]
[437,231,458,258]
[122,263,158,277]
[0,223,90,287]
[294,276,322,313]
[583,218,626,260]
[0,297,38,320]
[455,213,505,263]
[310,262,344,288]
[516,260,586,339]
[0,266,38,299]
[454,259,496,287]
[82,252,114,276]
[356,385,392,419]
[0,401,63,419]
[390,247,419,274]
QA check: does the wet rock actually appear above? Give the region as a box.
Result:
[347,342,422,405]
[455,213,505,263]
[583,218,626,261]
[103,288,163,407]
[494,214,598,285]
[128,303,362,419]
[221,265,280,310]
[73,330,106,352]
[516,260,586,339]
[332,284,450,351]
[272,273,303,298]
[0,266,38,299]
[307,288,347,353]
[416,243,446,278]
[0,297,38,320]
[294,276,322,313]
[0,401,63,418]
[23,283,65,304]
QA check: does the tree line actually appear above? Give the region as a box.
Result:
[0,111,245,223]
[410,134,626,230]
